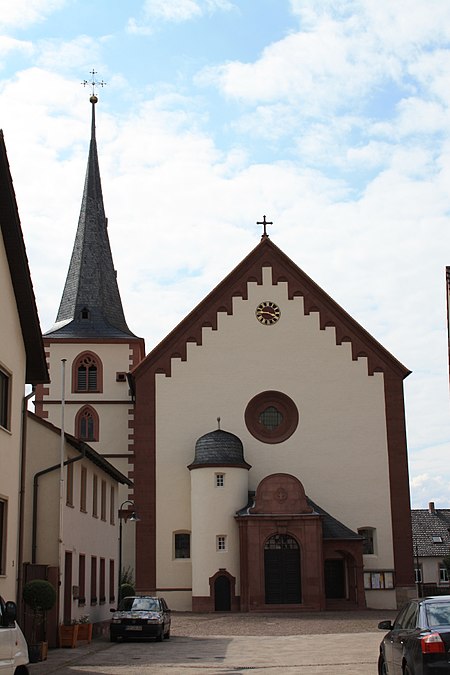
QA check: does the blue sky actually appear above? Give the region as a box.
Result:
[1,0,450,507]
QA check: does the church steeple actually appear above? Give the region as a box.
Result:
[45,94,135,338]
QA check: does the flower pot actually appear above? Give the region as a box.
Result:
[59,624,79,648]
[28,641,48,662]
[77,622,92,643]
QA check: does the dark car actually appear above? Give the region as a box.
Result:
[110,596,171,642]
[378,596,450,674]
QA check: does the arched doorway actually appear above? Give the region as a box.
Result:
[214,575,231,611]
[264,534,301,604]
[324,558,346,599]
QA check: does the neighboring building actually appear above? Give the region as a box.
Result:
[132,233,415,612]
[22,412,132,644]
[0,130,48,603]
[412,501,450,593]
[34,95,145,578]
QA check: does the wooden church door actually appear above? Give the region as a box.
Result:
[264,535,301,604]
[214,575,231,611]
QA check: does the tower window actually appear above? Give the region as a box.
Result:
[76,405,99,442]
[81,307,90,320]
[216,535,227,551]
[73,352,103,393]
[215,473,225,487]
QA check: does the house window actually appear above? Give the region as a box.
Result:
[110,486,115,525]
[101,480,106,521]
[90,556,97,605]
[78,554,86,606]
[415,567,422,584]
[80,467,87,512]
[66,463,74,507]
[109,559,115,603]
[174,533,190,559]
[215,473,224,487]
[72,352,103,393]
[99,558,106,603]
[358,528,375,555]
[439,566,449,584]
[76,406,99,442]
[0,369,10,430]
[0,500,6,575]
[216,535,227,551]
[92,475,98,518]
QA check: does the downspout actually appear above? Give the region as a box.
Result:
[32,451,85,564]
[17,387,36,620]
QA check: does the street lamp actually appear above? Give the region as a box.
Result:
[118,500,140,605]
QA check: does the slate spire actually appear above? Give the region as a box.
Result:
[46,95,135,338]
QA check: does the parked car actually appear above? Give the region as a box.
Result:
[110,596,171,642]
[378,595,450,674]
[0,596,29,674]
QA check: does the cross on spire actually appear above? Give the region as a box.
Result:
[82,69,106,99]
[257,215,273,239]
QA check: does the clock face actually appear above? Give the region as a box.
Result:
[256,301,281,325]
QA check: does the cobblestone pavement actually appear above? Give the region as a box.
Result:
[28,610,397,674]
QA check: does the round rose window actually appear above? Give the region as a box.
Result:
[244,391,299,444]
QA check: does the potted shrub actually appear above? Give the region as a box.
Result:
[22,579,56,662]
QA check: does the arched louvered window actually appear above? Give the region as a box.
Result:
[76,405,99,442]
[72,352,103,393]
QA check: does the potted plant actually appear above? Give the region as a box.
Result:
[22,579,56,662]
[76,615,92,643]
[59,615,92,647]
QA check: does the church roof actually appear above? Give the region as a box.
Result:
[188,428,251,469]
[133,234,410,380]
[45,97,136,339]
[0,130,48,384]
[236,492,362,541]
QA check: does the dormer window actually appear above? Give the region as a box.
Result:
[73,352,103,393]
[81,307,90,320]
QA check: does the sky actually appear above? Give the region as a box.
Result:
[1,0,450,508]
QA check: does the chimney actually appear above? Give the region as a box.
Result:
[429,501,435,514]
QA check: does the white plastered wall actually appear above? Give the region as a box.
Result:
[0,230,27,601]
[155,267,395,609]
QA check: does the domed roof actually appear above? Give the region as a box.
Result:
[188,429,251,469]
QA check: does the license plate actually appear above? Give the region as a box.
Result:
[125,626,142,631]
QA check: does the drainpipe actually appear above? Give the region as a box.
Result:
[17,387,36,621]
[32,451,85,564]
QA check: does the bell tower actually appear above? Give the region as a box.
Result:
[35,80,145,576]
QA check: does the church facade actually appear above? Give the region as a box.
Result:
[36,96,415,613]
[132,236,415,611]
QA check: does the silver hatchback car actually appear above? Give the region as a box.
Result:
[110,596,171,642]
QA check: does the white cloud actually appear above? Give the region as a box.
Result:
[35,36,106,72]
[127,0,234,33]
[0,0,67,30]
[0,36,34,60]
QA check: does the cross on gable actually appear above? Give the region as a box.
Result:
[257,215,273,238]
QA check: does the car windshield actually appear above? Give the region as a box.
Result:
[426,602,450,627]
[119,597,159,611]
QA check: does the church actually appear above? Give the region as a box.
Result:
[35,94,415,614]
